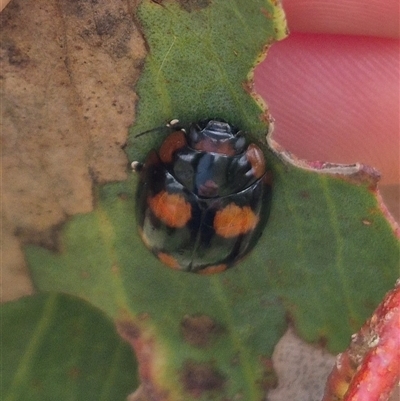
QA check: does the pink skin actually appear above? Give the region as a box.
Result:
[255,0,399,214]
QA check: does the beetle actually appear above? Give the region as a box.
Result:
[134,119,272,274]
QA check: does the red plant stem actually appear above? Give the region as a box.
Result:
[323,280,400,401]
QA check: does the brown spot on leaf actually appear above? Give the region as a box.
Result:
[181,314,224,347]
[116,320,141,341]
[317,336,328,348]
[89,9,137,59]
[345,166,381,189]
[62,0,87,17]
[182,360,225,396]
[0,40,30,67]
[15,224,62,252]
[96,12,120,36]
[242,80,253,95]
[261,8,273,19]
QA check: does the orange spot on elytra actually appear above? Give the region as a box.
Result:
[159,131,187,163]
[158,252,181,270]
[246,143,266,179]
[148,191,191,228]
[198,264,227,275]
[214,204,259,238]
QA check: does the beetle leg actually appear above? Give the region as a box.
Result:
[131,161,143,172]
[167,118,180,127]
[167,119,186,133]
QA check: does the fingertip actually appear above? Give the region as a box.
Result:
[283,0,399,38]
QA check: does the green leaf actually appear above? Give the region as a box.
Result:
[126,0,287,160]
[2,293,138,401]
[15,0,399,400]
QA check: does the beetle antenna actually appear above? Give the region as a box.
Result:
[135,125,165,138]
[135,119,181,138]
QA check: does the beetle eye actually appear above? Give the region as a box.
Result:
[234,135,246,152]
[188,126,199,144]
